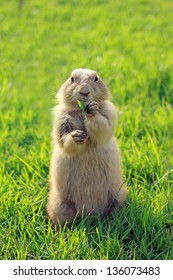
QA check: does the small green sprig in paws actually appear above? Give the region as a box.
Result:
[77,99,85,112]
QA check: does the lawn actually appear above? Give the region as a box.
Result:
[0,0,173,259]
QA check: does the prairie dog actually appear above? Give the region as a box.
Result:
[47,68,126,228]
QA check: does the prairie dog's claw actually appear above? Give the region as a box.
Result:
[71,130,88,144]
[85,101,99,117]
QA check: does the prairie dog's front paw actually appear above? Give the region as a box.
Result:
[71,130,88,144]
[85,101,99,117]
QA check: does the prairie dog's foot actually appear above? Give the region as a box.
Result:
[85,101,99,117]
[48,198,77,229]
[103,191,121,218]
[71,130,88,144]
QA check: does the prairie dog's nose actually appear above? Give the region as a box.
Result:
[79,84,90,97]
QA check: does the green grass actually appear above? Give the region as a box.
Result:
[0,0,173,260]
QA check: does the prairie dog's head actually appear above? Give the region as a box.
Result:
[57,68,110,106]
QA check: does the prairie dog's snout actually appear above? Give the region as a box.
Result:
[71,69,97,100]
[79,83,90,97]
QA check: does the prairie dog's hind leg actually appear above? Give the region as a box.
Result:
[102,191,120,218]
[47,196,77,229]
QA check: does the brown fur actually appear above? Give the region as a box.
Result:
[47,68,126,228]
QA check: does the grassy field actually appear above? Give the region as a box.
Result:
[0,0,173,260]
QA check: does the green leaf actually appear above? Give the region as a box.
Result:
[77,99,85,111]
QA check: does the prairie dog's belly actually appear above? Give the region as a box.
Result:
[56,138,118,213]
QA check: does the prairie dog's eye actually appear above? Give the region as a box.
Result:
[94,75,98,82]
[71,76,74,83]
